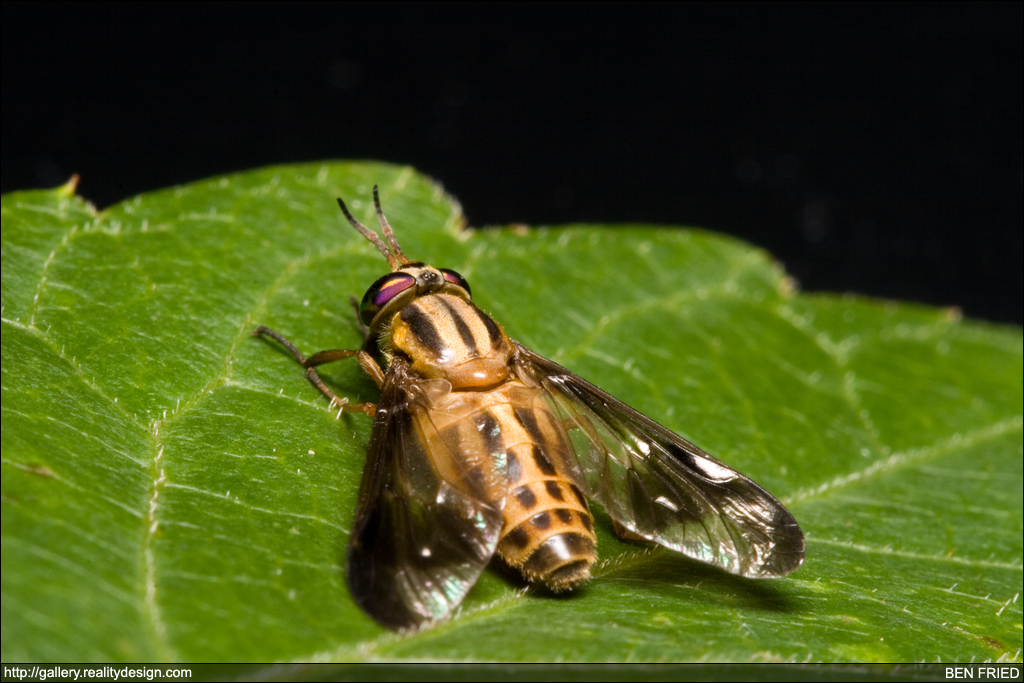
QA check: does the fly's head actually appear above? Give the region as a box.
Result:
[358,262,471,330]
[338,186,472,335]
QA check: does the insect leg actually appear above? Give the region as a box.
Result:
[252,325,378,417]
[305,348,385,388]
[349,295,369,337]
[611,518,652,543]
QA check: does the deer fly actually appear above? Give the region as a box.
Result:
[253,187,805,631]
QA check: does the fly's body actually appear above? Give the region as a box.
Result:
[254,186,805,631]
[381,291,597,589]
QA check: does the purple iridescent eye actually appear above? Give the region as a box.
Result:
[360,272,416,325]
[440,269,471,296]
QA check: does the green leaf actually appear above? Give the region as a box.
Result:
[2,163,1021,665]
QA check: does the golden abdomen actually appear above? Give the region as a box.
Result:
[496,446,597,590]
[410,379,597,591]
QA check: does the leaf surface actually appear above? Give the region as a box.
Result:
[2,164,1020,664]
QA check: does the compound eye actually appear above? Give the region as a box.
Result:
[439,268,472,297]
[360,272,416,325]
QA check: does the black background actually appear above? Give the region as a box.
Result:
[3,3,1021,324]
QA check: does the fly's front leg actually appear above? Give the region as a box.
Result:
[253,325,380,417]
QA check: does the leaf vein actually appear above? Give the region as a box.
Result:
[785,416,1023,505]
[810,537,1023,570]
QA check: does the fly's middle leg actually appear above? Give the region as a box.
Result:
[349,296,368,337]
[253,325,381,417]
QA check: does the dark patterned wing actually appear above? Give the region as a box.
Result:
[346,358,506,630]
[513,342,804,578]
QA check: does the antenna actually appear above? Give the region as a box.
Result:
[337,194,401,271]
[373,185,410,265]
